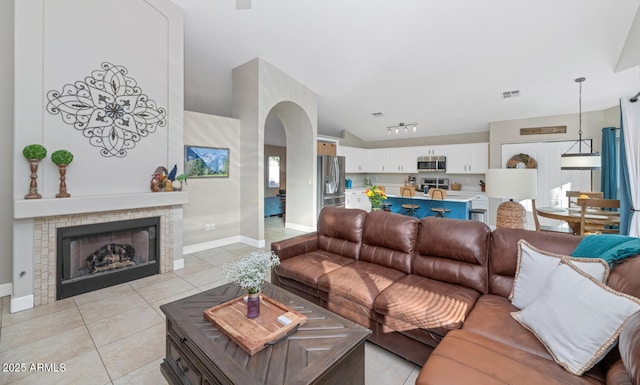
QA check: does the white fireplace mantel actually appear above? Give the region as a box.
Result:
[14,191,189,219]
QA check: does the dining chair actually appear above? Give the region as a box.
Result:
[400,187,420,218]
[428,188,450,218]
[566,191,604,207]
[576,198,620,236]
[531,199,573,234]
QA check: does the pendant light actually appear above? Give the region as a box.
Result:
[560,77,601,170]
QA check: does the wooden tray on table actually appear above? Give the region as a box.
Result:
[203,294,307,355]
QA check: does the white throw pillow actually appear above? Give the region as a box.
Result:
[511,260,640,375]
[509,240,610,309]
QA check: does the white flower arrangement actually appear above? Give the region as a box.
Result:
[223,251,280,294]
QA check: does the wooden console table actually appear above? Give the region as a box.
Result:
[160,282,371,385]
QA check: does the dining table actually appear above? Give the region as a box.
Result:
[535,206,621,235]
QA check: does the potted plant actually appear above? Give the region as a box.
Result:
[22,144,47,199]
[365,185,387,210]
[51,150,74,198]
[223,251,280,318]
[174,173,188,191]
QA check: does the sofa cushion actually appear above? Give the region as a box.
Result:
[415,329,604,385]
[607,255,640,299]
[462,294,553,361]
[512,260,640,376]
[317,206,368,259]
[489,229,583,298]
[274,250,356,288]
[619,312,640,385]
[375,315,449,347]
[317,261,406,309]
[374,274,480,331]
[414,217,491,294]
[359,211,419,274]
[510,240,610,309]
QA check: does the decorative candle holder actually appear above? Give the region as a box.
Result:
[51,149,74,198]
[22,144,47,200]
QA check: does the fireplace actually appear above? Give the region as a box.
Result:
[56,217,161,299]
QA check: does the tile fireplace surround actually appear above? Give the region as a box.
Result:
[11,192,188,313]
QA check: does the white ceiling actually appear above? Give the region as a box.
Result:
[174,0,640,142]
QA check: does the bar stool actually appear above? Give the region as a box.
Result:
[400,187,420,218]
[429,188,450,218]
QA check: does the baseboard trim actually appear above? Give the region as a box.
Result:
[286,222,315,233]
[10,294,34,313]
[173,258,185,271]
[183,236,242,255]
[0,282,12,297]
[239,236,265,249]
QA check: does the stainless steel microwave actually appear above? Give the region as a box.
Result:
[417,156,446,172]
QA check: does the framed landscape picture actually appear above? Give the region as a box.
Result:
[184,145,230,178]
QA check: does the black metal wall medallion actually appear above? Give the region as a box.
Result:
[46,62,167,158]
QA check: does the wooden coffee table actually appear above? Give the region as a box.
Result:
[160,282,371,385]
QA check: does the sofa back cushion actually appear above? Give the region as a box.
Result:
[619,311,640,385]
[488,229,582,298]
[317,206,368,260]
[413,217,491,294]
[359,211,419,274]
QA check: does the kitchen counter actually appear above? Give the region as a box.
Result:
[386,191,484,203]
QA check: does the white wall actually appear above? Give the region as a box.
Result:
[14,0,183,199]
[0,0,14,291]
[232,58,318,244]
[487,105,622,226]
[10,0,184,306]
[182,111,241,249]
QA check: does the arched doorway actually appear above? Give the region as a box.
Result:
[267,101,316,231]
[233,58,318,246]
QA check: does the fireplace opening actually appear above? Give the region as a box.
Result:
[56,217,160,299]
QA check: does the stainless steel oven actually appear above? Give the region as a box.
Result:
[420,178,449,192]
[417,156,446,172]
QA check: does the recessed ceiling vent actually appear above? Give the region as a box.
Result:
[372,112,384,117]
[502,90,521,99]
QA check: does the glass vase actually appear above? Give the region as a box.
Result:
[247,292,260,319]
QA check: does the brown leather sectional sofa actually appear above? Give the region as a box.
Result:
[270,207,640,385]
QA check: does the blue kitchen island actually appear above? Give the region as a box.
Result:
[383,191,481,219]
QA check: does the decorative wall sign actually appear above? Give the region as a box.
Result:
[520,126,566,135]
[46,62,166,157]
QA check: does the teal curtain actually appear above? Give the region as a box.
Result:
[619,105,632,235]
[600,127,618,200]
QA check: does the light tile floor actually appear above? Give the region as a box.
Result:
[0,217,420,385]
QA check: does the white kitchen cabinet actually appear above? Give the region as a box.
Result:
[384,147,405,173]
[345,190,357,208]
[371,146,423,173]
[423,145,446,156]
[345,189,371,211]
[367,148,387,173]
[338,146,368,173]
[442,143,488,174]
[400,146,424,173]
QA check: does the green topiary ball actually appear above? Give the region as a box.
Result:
[51,149,74,165]
[22,144,47,160]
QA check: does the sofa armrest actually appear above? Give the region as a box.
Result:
[271,232,319,261]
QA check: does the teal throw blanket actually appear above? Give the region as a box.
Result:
[572,234,640,267]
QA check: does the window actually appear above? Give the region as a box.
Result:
[268,156,280,188]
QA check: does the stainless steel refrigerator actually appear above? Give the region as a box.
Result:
[317,155,346,213]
